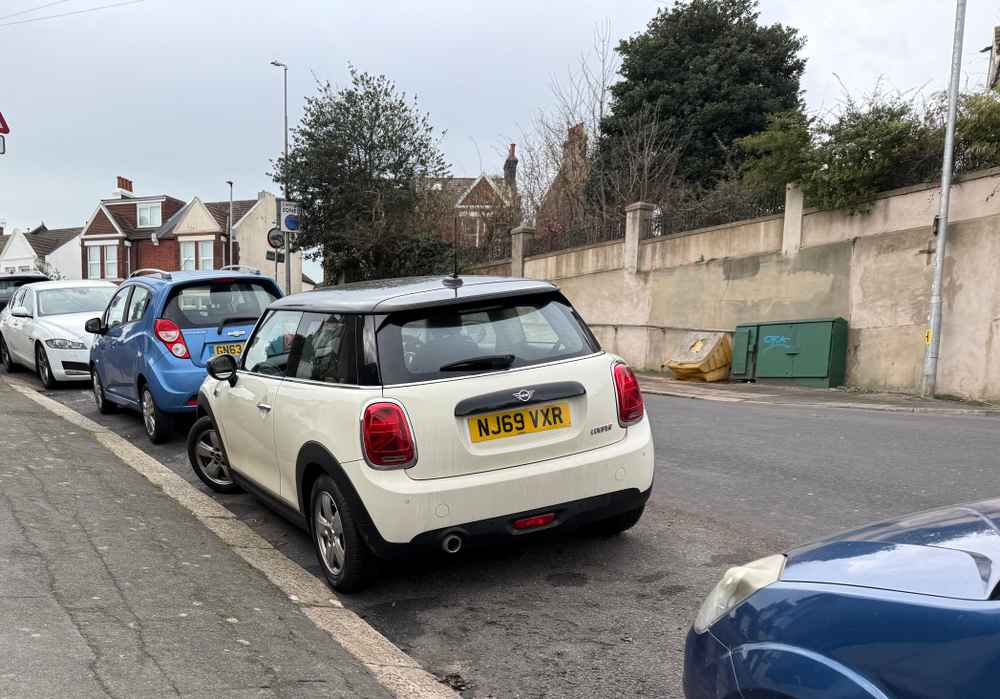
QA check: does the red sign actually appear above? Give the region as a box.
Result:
[0,112,8,135]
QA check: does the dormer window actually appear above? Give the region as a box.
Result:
[137,202,162,228]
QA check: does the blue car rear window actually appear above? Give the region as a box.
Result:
[162,281,278,329]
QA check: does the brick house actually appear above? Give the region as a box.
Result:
[425,144,519,249]
[79,185,304,292]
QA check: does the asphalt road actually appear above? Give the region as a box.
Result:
[14,372,1000,698]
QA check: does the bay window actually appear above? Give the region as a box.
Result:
[87,246,101,279]
[197,241,214,271]
[180,241,196,271]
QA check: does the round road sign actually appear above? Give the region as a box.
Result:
[267,227,284,250]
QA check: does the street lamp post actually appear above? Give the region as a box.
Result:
[921,0,968,397]
[225,180,234,267]
[270,59,291,295]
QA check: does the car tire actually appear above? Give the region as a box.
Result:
[587,506,645,537]
[310,474,373,593]
[140,385,173,444]
[35,343,59,389]
[1,335,20,373]
[91,368,117,414]
[187,416,241,494]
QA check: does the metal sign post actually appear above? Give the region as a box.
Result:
[267,227,284,286]
[280,201,302,294]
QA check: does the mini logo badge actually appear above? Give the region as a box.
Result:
[513,389,535,402]
[227,330,246,338]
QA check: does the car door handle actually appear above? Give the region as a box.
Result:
[256,402,272,412]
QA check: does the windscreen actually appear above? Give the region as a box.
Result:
[37,287,116,316]
[162,281,278,329]
[377,294,600,384]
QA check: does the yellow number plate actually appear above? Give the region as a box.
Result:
[468,402,572,443]
[213,343,244,357]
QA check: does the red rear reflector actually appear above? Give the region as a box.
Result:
[362,402,416,469]
[613,362,644,426]
[513,513,556,530]
[185,398,199,406]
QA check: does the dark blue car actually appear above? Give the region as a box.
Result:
[685,499,1000,699]
[87,268,281,443]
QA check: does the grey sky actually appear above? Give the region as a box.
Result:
[2,0,998,270]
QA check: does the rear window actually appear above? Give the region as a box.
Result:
[377,294,600,384]
[162,281,278,329]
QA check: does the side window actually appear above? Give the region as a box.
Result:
[242,310,303,377]
[10,288,24,309]
[126,286,151,324]
[22,290,35,316]
[291,313,356,384]
[105,287,131,329]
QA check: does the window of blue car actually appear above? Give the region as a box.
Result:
[162,281,278,330]
[242,310,303,377]
[125,286,151,324]
[37,287,116,317]
[104,287,131,329]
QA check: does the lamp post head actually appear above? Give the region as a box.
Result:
[270,60,286,68]
[225,180,233,187]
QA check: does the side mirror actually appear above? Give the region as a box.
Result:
[10,306,30,318]
[207,353,239,386]
[85,318,105,335]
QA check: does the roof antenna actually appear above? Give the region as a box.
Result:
[443,216,463,290]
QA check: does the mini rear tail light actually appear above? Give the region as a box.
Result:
[613,362,644,426]
[154,319,190,360]
[513,513,556,530]
[362,402,416,469]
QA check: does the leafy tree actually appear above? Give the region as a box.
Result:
[740,90,1000,213]
[272,68,454,283]
[602,0,805,189]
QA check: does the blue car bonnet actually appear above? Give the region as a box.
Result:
[783,500,1000,600]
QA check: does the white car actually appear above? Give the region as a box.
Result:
[189,276,654,592]
[0,280,118,388]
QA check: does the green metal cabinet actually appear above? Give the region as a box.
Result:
[731,317,847,387]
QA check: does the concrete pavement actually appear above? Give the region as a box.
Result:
[0,379,392,698]
[638,372,1000,416]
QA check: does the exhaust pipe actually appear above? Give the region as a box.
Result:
[441,532,464,554]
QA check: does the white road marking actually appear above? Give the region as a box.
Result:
[5,379,456,699]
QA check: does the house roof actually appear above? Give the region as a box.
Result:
[423,175,507,209]
[0,235,9,255]
[204,200,258,231]
[26,227,82,257]
[302,272,317,287]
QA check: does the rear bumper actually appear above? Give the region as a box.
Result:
[344,414,654,549]
[146,353,206,413]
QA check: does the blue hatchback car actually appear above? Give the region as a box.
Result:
[685,499,1000,699]
[87,268,282,443]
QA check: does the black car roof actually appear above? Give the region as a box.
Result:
[269,276,559,314]
[0,272,49,281]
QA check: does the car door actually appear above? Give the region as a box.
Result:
[273,313,379,507]
[4,288,30,362]
[214,309,302,497]
[114,284,152,403]
[98,286,133,397]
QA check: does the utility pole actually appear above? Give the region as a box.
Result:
[226,180,234,267]
[922,0,967,398]
[270,59,291,294]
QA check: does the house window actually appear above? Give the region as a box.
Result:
[18,265,31,272]
[180,241,196,271]
[87,247,101,279]
[103,245,118,279]
[137,202,162,228]
[197,241,214,271]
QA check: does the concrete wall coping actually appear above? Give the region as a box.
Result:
[639,213,784,245]
[523,236,624,261]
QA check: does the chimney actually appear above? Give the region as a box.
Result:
[114,176,135,198]
[504,143,518,191]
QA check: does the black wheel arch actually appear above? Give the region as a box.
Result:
[295,441,401,559]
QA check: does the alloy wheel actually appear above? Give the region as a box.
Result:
[314,492,346,575]
[36,347,50,385]
[193,428,232,486]
[142,390,156,437]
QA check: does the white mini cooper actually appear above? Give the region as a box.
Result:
[189,276,654,591]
